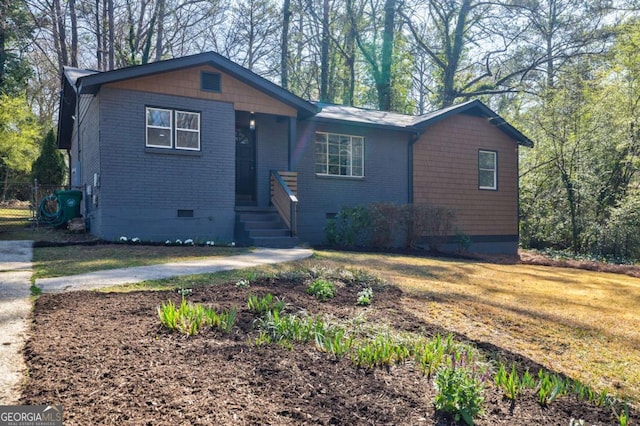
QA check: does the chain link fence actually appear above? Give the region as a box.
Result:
[0,181,72,235]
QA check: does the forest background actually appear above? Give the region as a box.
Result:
[3,0,640,259]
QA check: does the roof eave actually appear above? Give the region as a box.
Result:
[412,100,534,148]
[76,53,318,117]
[309,116,416,132]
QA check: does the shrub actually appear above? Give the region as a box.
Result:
[325,206,371,247]
[325,202,457,251]
[306,279,336,301]
[405,203,456,251]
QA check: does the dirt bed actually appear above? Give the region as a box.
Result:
[22,278,634,425]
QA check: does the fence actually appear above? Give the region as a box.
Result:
[0,181,72,234]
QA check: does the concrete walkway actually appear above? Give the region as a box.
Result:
[0,240,33,405]
[36,247,313,293]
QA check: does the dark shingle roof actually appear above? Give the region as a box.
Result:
[57,52,533,150]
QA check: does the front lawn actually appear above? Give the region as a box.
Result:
[21,250,640,424]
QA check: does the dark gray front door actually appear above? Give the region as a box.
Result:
[235,127,256,204]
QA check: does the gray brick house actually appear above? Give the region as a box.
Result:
[58,52,532,253]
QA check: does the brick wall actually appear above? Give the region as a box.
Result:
[94,87,236,242]
[294,121,410,244]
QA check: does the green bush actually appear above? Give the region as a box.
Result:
[306,279,336,301]
[325,206,371,247]
[434,365,485,425]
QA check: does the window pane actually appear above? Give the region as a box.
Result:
[479,151,495,169]
[176,130,199,150]
[147,108,171,127]
[352,166,363,176]
[316,163,327,174]
[147,127,171,147]
[479,170,495,188]
[176,111,199,130]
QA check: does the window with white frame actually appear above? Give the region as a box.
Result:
[478,150,497,190]
[175,111,200,150]
[315,132,364,177]
[146,107,172,148]
[146,107,200,151]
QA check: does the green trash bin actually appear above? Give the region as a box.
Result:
[54,189,83,224]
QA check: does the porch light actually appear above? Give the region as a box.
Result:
[250,113,255,130]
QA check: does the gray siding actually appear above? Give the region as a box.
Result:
[78,94,101,232]
[294,121,410,244]
[255,113,288,207]
[95,87,235,242]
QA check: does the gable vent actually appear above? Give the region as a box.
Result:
[201,72,221,92]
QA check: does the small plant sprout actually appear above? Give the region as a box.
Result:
[230,241,236,247]
[165,240,172,245]
[357,287,374,306]
[175,239,183,244]
[247,293,285,315]
[158,299,237,335]
[306,279,337,301]
[235,279,250,288]
[184,238,194,245]
[119,236,128,242]
[131,237,140,243]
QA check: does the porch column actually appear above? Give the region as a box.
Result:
[287,116,296,171]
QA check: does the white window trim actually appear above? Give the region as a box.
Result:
[479,150,497,190]
[315,131,365,178]
[146,107,173,149]
[175,110,201,151]
[146,107,201,151]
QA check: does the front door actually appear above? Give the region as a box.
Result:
[235,126,256,205]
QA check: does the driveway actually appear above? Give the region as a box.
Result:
[0,240,32,405]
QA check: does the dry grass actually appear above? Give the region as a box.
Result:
[308,251,640,405]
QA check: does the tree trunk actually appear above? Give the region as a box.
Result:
[108,0,114,69]
[155,0,166,61]
[319,0,329,102]
[70,0,78,67]
[281,0,291,89]
[52,0,68,74]
[95,0,102,70]
[0,5,5,92]
[378,0,396,111]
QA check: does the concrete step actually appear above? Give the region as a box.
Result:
[237,212,280,222]
[242,220,284,230]
[251,236,299,248]
[248,228,291,238]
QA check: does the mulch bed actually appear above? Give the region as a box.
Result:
[21,277,635,425]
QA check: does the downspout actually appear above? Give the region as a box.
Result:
[76,80,83,189]
[516,144,520,244]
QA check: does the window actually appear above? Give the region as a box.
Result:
[478,150,497,190]
[146,107,200,151]
[175,111,200,150]
[315,132,364,177]
[146,107,172,148]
